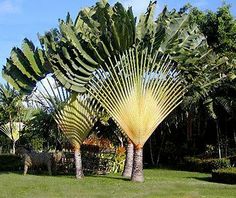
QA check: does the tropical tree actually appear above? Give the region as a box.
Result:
[21,108,60,151]
[188,3,236,58]
[88,47,185,182]
[55,94,101,178]
[35,79,102,179]
[0,122,24,154]
[0,84,24,154]
[2,0,137,177]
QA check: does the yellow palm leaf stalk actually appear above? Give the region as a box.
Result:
[88,47,185,182]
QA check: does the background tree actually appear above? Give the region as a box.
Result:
[0,84,24,154]
[186,3,236,59]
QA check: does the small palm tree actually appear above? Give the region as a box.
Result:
[0,122,24,154]
[0,83,24,154]
[88,47,185,182]
[36,79,101,179]
[54,94,100,178]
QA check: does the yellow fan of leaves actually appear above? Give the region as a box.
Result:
[0,122,24,141]
[54,94,99,149]
[89,47,185,146]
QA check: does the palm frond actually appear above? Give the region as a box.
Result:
[0,122,24,141]
[54,94,101,148]
[88,47,185,146]
[33,78,101,149]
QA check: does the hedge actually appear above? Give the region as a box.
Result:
[0,146,125,175]
[212,167,236,184]
[0,154,23,171]
[182,157,230,173]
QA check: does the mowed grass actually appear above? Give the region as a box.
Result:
[0,169,235,198]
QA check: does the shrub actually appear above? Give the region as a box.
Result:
[111,147,126,173]
[0,154,23,171]
[183,157,230,172]
[212,167,236,184]
[57,146,125,175]
[228,155,236,167]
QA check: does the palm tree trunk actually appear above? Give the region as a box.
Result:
[74,147,84,179]
[122,140,134,177]
[131,144,144,182]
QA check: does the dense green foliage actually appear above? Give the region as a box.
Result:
[212,167,236,184]
[182,157,230,173]
[0,154,23,171]
[189,4,236,58]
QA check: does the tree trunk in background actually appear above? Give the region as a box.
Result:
[149,138,154,166]
[74,147,84,179]
[187,112,193,141]
[156,131,166,166]
[12,140,16,154]
[216,121,222,159]
[122,140,134,177]
[131,145,144,182]
[233,131,236,145]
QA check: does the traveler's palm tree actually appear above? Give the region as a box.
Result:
[88,47,185,182]
[0,84,24,154]
[36,80,101,179]
[0,122,24,154]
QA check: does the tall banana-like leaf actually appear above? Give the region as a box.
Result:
[136,1,206,56]
[3,0,207,96]
[2,39,50,93]
[39,0,136,92]
[89,47,185,146]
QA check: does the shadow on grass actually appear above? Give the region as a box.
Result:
[88,174,130,181]
[0,171,23,175]
[188,176,212,182]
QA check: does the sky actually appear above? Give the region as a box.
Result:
[0,0,236,84]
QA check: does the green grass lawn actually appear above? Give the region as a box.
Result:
[0,169,235,198]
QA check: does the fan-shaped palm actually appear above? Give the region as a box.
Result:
[36,80,101,178]
[0,122,24,154]
[88,47,185,182]
[54,94,101,178]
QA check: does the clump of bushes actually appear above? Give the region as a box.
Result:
[57,144,126,175]
[0,154,23,171]
[212,167,236,184]
[182,157,230,172]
